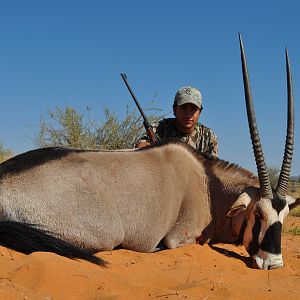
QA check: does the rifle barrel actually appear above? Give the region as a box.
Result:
[120,73,158,144]
[120,73,149,125]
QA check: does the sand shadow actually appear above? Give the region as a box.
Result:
[209,244,253,268]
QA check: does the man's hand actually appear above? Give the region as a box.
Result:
[135,141,151,149]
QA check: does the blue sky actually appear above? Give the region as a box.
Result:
[0,0,299,176]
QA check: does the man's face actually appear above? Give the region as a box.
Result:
[174,103,201,134]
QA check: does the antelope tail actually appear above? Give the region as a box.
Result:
[0,221,106,265]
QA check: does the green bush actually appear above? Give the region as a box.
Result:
[35,105,163,150]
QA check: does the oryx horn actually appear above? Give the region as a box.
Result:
[275,48,294,199]
[239,34,273,199]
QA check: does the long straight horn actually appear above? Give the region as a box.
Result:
[239,34,273,198]
[275,49,294,198]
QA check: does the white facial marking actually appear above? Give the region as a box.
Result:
[254,252,283,270]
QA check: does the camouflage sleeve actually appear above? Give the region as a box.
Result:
[208,130,218,158]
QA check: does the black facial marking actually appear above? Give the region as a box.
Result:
[271,197,287,215]
[259,222,282,254]
[248,216,261,256]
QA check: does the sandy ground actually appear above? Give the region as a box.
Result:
[0,216,299,300]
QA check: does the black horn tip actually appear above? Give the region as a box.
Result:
[239,34,245,54]
[285,48,290,62]
[238,33,243,45]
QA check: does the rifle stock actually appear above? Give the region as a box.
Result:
[145,127,157,144]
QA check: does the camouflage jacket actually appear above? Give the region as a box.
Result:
[138,118,218,157]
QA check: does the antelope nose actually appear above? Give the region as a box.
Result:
[252,256,284,270]
[267,262,283,270]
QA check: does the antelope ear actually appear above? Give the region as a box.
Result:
[286,195,300,211]
[226,204,247,218]
[226,189,255,218]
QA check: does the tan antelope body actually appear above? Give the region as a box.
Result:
[0,143,255,246]
[0,142,261,260]
[0,36,299,269]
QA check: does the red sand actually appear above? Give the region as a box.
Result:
[0,216,299,299]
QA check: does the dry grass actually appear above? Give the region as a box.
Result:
[284,226,300,235]
[283,181,300,235]
[288,181,300,218]
[290,207,300,217]
[279,181,300,236]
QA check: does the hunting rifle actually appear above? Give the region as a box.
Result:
[120,73,158,144]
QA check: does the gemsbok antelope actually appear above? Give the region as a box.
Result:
[0,36,298,269]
